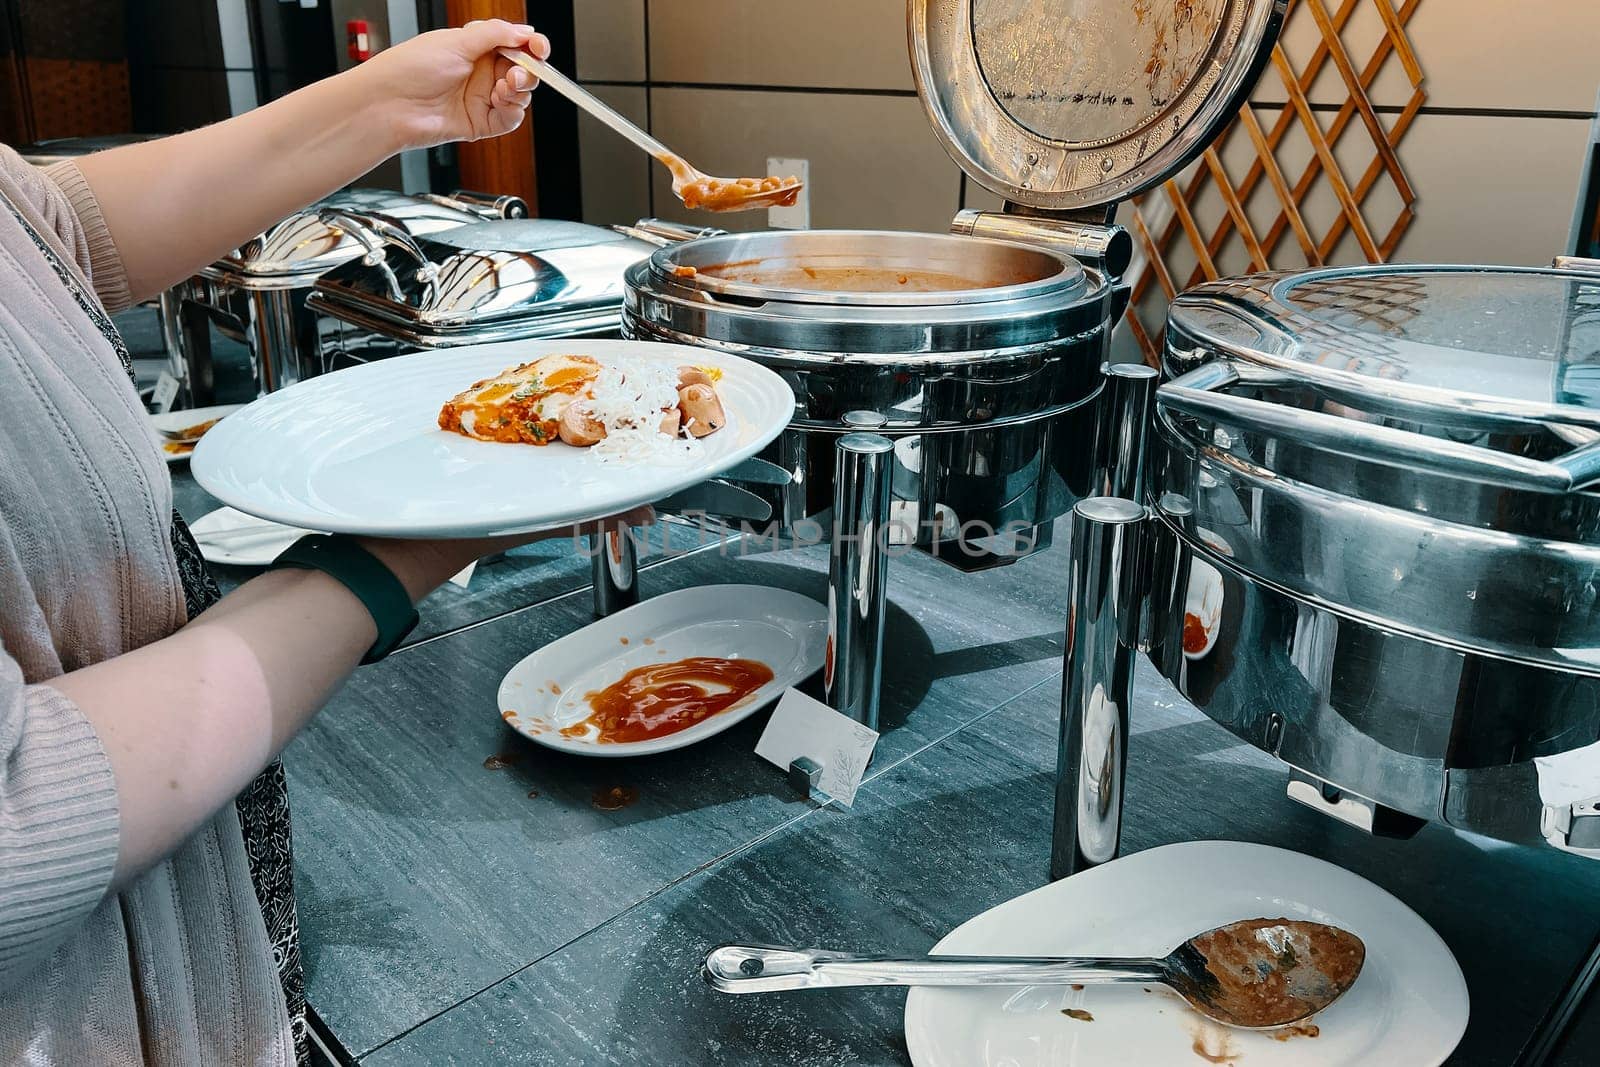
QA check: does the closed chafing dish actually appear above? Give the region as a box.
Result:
[166,188,516,402]
[1056,262,1600,867]
[308,218,659,362]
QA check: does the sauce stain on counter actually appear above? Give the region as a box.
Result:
[483,752,520,770]
[1060,1008,1094,1022]
[591,785,640,811]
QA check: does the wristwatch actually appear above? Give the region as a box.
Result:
[269,535,420,663]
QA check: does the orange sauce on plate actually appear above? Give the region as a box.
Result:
[563,656,774,744]
[1182,612,1208,654]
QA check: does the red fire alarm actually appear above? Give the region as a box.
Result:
[347,19,373,63]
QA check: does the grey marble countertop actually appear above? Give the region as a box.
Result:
[169,471,1600,1066]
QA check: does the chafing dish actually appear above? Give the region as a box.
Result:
[1055,262,1600,868]
[307,217,659,362]
[622,0,1286,729]
[165,189,520,403]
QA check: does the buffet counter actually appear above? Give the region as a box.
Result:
[171,471,1600,1066]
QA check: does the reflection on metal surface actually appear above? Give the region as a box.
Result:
[971,0,1226,145]
[591,529,639,618]
[827,434,895,730]
[1053,497,1147,879]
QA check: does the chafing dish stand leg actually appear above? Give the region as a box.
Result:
[591,529,639,617]
[826,433,895,730]
[1091,362,1159,498]
[245,288,307,396]
[1051,361,1159,879]
[1051,497,1147,880]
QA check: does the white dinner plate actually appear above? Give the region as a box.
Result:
[149,404,246,466]
[190,339,794,538]
[905,841,1468,1067]
[190,506,319,567]
[497,584,827,757]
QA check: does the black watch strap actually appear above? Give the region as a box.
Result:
[269,535,420,664]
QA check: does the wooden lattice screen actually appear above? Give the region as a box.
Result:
[1124,0,1426,364]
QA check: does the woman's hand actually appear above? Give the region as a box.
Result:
[358,18,552,151]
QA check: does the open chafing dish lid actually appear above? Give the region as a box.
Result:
[212,189,482,284]
[1166,264,1600,429]
[312,217,654,331]
[911,0,1285,213]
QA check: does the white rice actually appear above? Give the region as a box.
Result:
[585,358,703,465]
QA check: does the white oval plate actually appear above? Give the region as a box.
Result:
[905,841,1468,1067]
[498,585,827,757]
[149,403,246,466]
[190,506,319,567]
[190,339,794,538]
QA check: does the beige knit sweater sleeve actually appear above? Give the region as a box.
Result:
[0,155,133,992]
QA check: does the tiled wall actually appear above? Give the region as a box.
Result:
[571,0,1600,267]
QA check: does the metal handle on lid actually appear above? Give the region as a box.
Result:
[1161,359,1600,494]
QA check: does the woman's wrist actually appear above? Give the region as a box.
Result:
[338,61,429,157]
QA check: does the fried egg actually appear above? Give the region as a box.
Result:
[438,354,600,445]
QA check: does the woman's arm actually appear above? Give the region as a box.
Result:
[74,19,550,302]
[48,520,639,889]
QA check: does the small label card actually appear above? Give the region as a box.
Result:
[447,561,477,588]
[755,688,879,807]
[1535,737,1600,807]
[151,371,181,414]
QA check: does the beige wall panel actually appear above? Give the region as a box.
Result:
[648,88,960,233]
[574,0,646,83]
[649,0,913,90]
[578,85,652,226]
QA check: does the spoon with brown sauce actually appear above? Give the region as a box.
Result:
[498,49,802,213]
[703,918,1365,1031]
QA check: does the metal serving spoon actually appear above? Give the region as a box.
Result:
[703,918,1366,1031]
[498,49,802,214]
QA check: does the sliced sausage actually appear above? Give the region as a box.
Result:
[677,383,726,438]
[677,365,714,389]
[557,399,607,446]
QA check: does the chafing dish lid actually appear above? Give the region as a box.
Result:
[911,0,1284,213]
[313,218,652,330]
[217,190,480,281]
[1167,264,1600,427]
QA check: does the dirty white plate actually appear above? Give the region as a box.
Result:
[149,404,245,466]
[190,506,318,567]
[191,339,793,538]
[498,584,827,757]
[905,841,1467,1067]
